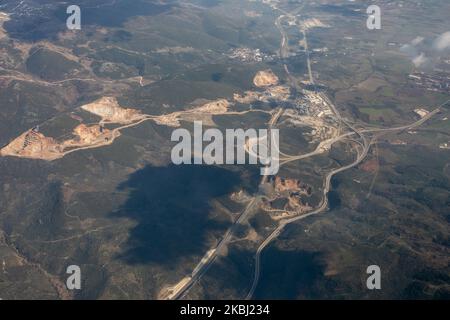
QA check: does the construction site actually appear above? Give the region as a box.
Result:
[261,177,314,221]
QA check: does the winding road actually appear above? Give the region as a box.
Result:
[168,1,449,300]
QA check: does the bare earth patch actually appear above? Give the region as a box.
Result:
[253,69,279,87]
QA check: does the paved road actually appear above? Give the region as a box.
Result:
[171,109,284,300]
[171,0,449,299]
[246,128,371,299]
[245,102,447,299]
[244,2,449,299]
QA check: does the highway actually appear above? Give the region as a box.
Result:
[169,1,450,300]
[246,132,371,299]
[244,2,449,299]
[170,1,364,300]
[170,108,284,300]
[245,99,447,299]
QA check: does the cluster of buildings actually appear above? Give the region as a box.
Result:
[228,48,274,63]
[408,72,450,93]
[293,91,334,118]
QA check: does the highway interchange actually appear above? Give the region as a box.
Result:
[168,1,448,300]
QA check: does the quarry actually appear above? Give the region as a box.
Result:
[253,69,279,87]
[0,124,115,160]
[1,69,306,164]
[80,97,145,124]
[234,69,290,105]
[0,94,237,161]
[0,97,142,160]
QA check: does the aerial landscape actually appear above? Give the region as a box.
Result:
[0,0,449,301]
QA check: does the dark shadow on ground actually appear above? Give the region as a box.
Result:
[113,164,247,265]
[254,247,327,299]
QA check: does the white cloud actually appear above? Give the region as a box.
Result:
[433,31,450,51]
[412,53,428,67]
[411,36,425,46]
